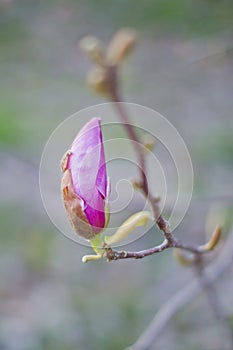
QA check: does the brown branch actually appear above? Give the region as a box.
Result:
[104,239,169,261]
[106,64,180,248]
[103,61,221,262]
[104,235,213,261]
[80,31,232,349]
[107,65,149,196]
[125,229,233,350]
[103,55,233,349]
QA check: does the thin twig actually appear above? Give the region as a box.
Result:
[106,64,179,246]
[107,65,148,196]
[104,237,211,261]
[125,229,233,350]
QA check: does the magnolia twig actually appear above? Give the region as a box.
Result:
[103,52,233,349]
[107,65,149,197]
[104,63,218,261]
[125,229,233,350]
[104,236,213,261]
[107,65,178,244]
[80,31,232,349]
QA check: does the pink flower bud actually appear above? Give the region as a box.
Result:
[61,118,110,240]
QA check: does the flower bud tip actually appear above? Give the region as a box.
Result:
[203,226,222,252]
[106,28,137,65]
[79,36,105,65]
[82,254,102,263]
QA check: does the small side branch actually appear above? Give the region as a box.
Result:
[104,239,169,261]
[104,233,212,262]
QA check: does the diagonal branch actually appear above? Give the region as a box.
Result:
[107,65,148,196]
[124,229,233,350]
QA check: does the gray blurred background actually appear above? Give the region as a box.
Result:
[0,1,233,349]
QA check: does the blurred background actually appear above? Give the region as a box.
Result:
[0,1,233,349]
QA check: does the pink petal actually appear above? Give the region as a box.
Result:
[68,117,108,231]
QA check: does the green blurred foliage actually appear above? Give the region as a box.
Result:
[85,0,233,35]
[0,101,25,147]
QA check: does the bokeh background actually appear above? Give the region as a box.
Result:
[1,1,233,349]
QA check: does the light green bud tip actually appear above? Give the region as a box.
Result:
[105,210,152,246]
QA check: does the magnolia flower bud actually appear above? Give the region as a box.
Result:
[61,118,110,240]
[106,28,137,65]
